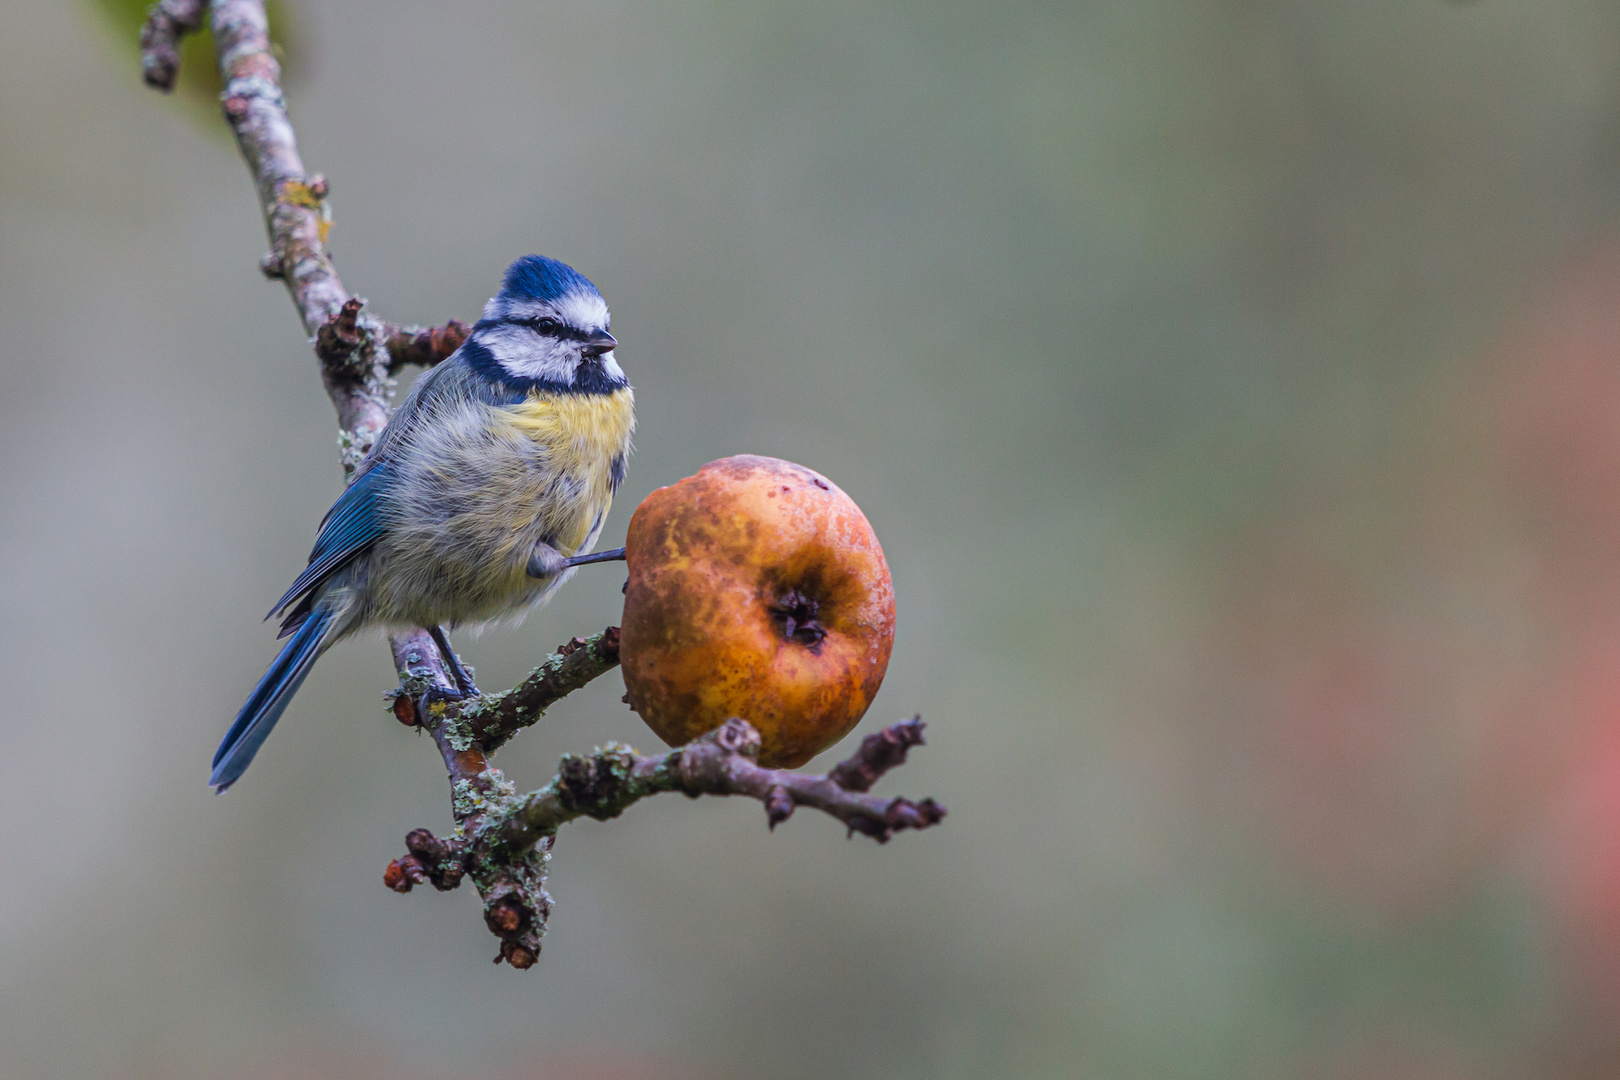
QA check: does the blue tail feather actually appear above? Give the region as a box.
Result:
[211,606,335,791]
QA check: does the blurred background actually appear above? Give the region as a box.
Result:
[6,0,1620,1077]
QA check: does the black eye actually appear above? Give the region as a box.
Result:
[527,317,560,334]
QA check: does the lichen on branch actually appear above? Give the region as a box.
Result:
[460,628,624,752]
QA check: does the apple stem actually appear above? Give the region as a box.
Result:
[562,547,627,568]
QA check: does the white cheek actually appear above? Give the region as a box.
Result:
[480,324,530,366]
[483,324,575,384]
[599,354,626,381]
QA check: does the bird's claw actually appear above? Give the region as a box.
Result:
[422,683,471,710]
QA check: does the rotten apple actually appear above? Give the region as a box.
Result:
[619,455,896,768]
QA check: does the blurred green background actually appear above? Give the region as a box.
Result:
[6,1,1620,1077]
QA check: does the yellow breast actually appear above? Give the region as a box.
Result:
[493,386,635,554]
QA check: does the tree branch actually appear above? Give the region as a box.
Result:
[458,627,623,753]
[147,0,944,970]
[385,717,946,954]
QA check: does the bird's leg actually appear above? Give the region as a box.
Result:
[528,541,627,579]
[428,624,480,698]
[563,546,626,568]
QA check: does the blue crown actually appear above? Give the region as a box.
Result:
[500,255,599,303]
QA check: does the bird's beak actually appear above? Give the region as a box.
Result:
[582,329,618,357]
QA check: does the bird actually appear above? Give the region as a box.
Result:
[210,254,635,790]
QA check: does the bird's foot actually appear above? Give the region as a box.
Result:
[446,668,481,698]
[428,625,481,698]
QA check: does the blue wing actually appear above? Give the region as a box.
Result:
[266,461,394,624]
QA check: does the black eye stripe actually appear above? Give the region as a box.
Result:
[503,316,589,342]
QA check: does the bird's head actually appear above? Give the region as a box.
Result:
[464,255,626,393]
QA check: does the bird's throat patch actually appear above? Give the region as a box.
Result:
[501,386,636,470]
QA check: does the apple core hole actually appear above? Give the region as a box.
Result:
[770,589,827,650]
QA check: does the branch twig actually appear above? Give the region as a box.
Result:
[456,627,624,753]
[383,320,472,373]
[496,715,945,844]
[138,0,206,92]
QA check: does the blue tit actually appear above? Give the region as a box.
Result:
[210,255,635,791]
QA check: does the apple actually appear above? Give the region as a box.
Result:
[619,455,896,768]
